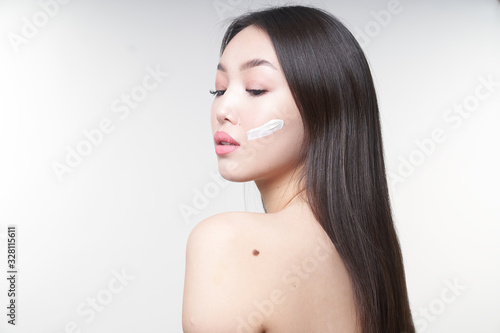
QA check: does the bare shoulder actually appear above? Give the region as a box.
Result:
[185,211,261,249]
[182,209,357,332]
[182,211,272,332]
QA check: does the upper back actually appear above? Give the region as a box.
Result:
[182,203,359,333]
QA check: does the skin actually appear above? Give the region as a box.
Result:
[210,25,306,213]
[182,25,359,332]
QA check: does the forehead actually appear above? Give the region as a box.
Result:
[219,25,280,70]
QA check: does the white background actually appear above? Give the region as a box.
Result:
[0,0,499,332]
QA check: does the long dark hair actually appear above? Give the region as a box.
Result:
[220,5,414,333]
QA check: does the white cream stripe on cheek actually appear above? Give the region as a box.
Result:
[247,119,285,141]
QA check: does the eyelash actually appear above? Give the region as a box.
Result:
[209,89,266,97]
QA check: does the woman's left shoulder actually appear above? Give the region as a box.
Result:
[182,211,276,332]
[186,211,266,248]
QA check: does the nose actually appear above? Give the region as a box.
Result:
[214,89,239,125]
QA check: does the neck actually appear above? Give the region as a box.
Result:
[254,164,307,213]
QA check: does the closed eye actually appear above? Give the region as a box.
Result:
[209,89,225,97]
[209,89,267,97]
[247,89,266,96]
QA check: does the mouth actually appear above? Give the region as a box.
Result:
[214,131,240,155]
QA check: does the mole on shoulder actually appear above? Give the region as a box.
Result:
[252,249,260,256]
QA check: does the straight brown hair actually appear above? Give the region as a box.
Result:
[220,5,415,333]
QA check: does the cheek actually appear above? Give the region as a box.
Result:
[246,118,303,168]
[249,99,302,149]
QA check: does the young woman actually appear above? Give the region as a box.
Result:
[183,5,415,333]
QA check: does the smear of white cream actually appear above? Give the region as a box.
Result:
[247,119,284,141]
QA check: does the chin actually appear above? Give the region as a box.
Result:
[217,160,255,183]
[217,168,250,183]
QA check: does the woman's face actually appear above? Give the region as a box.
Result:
[211,25,304,182]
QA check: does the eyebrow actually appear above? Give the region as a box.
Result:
[217,58,277,72]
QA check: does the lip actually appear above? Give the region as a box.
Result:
[214,131,240,155]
